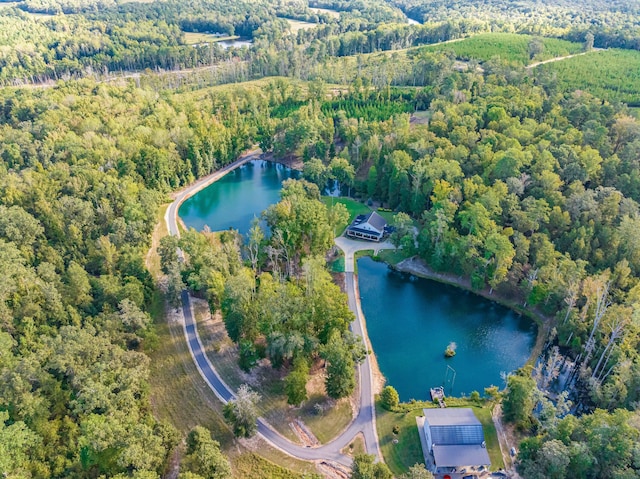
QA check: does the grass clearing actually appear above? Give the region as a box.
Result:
[284,18,318,33]
[29,11,57,19]
[146,298,235,443]
[375,208,396,224]
[193,299,355,444]
[341,434,366,457]
[309,6,340,18]
[538,48,640,105]
[145,203,168,279]
[376,399,504,476]
[183,32,239,44]
[231,452,321,479]
[330,253,345,273]
[421,33,583,66]
[321,196,371,234]
[376,248,410,266]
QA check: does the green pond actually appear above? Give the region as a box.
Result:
[358,257,537,400]
[178,160,300,235]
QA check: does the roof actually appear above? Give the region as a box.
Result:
[423,408,485,445]
[347,211,387,234]
[432,444,491,467]
[364,211,387,231]
[423,408,482,427]
[347,226,383,237]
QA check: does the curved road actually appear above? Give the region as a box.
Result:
[165,150,385,468]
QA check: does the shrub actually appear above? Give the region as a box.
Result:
[381,386,400,410]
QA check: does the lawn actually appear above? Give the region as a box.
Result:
[321,196,372,234]
[421,33,583,66]
[376,248,411,266]
[376,399,504,476]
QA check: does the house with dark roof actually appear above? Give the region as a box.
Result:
[346,211,387,242]
[417,408,491,475]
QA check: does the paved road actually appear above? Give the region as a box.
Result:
[165,152,390,467]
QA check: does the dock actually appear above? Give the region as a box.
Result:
[430,386,447,408]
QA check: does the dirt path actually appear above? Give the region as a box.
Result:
[527,48,605,69]
[492,404,512,470]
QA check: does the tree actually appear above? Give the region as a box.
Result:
[322,332,356,400]
[303,158,330,189]
[223,385,261,438]
[118,298,151,333]
[584,32,594,51]
[390,212,414,249]
[285,357,309,406]
[158,235,180,275]
[402,464,434,479]
[183,426,232,479]
[502,371,536,429]
[166,262,185,309]
[528,37,544,59]
[330,157,356,196]
[246,217,264,274]
[351,454,392,479]
[380,386,399,410]
[0,411,41,478]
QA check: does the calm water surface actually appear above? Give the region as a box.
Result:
[178,160,299,235]
[358,257,536,400]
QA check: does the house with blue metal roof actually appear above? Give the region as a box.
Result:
[417,408,491,475]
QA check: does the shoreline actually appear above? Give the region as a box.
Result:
[391,256,550,370]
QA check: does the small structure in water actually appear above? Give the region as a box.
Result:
[444,341,457,357]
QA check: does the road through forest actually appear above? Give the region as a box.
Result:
[165,150,385,468]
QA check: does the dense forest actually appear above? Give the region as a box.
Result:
[2,0,640,477]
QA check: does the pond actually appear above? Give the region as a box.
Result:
[217,38,253,49]
[358,257,537,400]
[178,160,299,235]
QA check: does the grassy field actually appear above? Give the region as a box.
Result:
[421,33,583,66]
[231,452,321,479]
[193,299,355,444]
[376,399,504,476]
[147,301,235,442]
[376,248,411,266]
[183,32,239,44]
[284,18,318,33]
[538,49,640,105]
[309,6,340,18]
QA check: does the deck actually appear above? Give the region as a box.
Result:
[430,386,447,408]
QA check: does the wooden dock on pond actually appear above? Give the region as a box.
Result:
[430,386,446,408]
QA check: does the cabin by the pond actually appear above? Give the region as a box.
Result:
[417,408,490,475]
[345,211,388,241]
